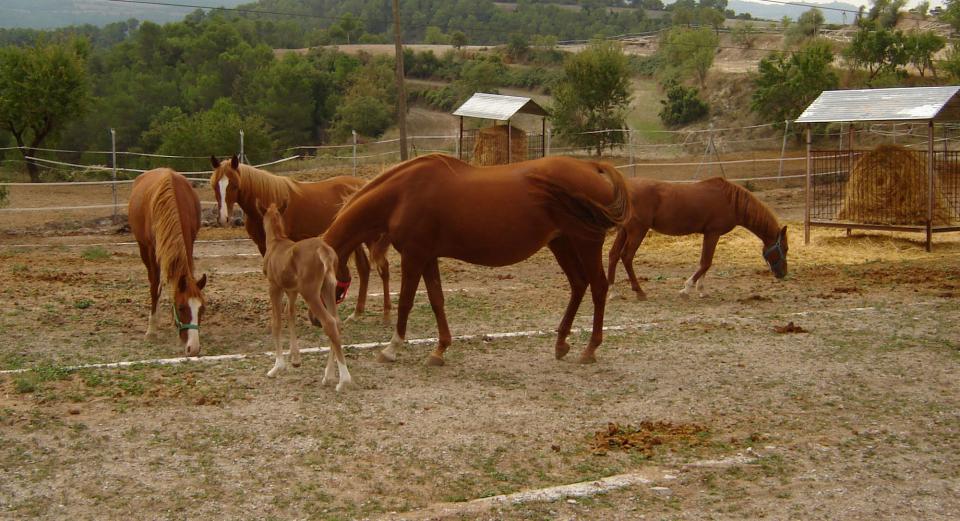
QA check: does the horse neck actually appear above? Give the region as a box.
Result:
[729,185,779,245]
[324,189,392,265]
[262,213,288,251]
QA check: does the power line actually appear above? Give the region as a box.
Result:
[103,0,349,23]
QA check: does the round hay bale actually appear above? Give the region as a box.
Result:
[472,125,528,166]
[837,144,957,226]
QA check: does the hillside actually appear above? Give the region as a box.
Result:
[0,0,247,29]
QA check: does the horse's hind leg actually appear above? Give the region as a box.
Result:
[379,255,424,363]
[548,237,588,361]
[681,232,719,299]
[306,296,353,391]
[605,229,626,297]
[286,291,302,368]
[422,259,451,367]
[572,237,609,364]
[347,246,371,322]
[371,235,392,326]
[621,227,649,301]
[266,286,286,377]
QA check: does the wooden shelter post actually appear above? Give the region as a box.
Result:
[508,120,512,163]
[804,124,812,245]
[927,120,934,252]
[458,116,464,160]
[541,117,546,158]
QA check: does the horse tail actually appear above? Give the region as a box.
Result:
[530,160,631,237]
[596,162,631,228]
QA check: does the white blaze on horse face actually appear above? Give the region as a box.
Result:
[217,177,229,226]
[185,297,201,355]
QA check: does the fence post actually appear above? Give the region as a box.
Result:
[352,130,358,176]
[545,128,551,156]
[110,128,118,223]
[778,120,790,182]
[239,129,245,163]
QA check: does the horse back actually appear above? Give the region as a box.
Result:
[631,177,737,235]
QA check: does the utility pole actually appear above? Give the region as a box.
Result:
[392,0,409,160]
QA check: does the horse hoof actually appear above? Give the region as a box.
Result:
[555,342,571,360]
[577,353,597,364]
[376,351,396,363]
[267,366,283,378]
[426,355,445,367]
[291,361,301,368]
[335,379,355,392]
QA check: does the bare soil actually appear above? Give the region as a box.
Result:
[1,181,959,520]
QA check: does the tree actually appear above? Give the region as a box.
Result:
[0,40,89,182]
[699,7,726,35]
[658,27,719,87]
[507,33,529,62]
[451,31,467,50]
[904,30,945,77]
[659,81,708,127]
[752,40,838,125]
[786,8,825,45]
[424,26,449,45]
[845,27,908,80]
[551,40,632,157]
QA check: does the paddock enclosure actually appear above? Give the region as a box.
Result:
[1,164,959,520]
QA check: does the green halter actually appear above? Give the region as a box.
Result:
[172,302,199,332]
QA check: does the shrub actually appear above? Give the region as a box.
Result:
[659,82,708,127]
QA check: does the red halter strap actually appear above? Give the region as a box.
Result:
[336,280,351,304]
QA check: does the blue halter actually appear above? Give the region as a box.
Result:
[763,234,786,274]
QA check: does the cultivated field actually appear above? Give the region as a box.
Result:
[1,175,959,520]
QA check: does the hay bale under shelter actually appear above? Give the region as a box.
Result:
[472,125,528,166]
[837,144,957,226]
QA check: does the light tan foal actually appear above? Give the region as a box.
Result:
[261,203,353,391]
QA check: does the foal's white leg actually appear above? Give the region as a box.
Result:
[322,351,337,387]
[696,275,707,298]
[267,287,286,378]
[312,302,353,391]
[378,331,405,362]
[680,274,696,297]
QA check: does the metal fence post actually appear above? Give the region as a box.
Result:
[545,128,551,156]
[110,128,118,223]
[352,130,358,176]
[777,120,790,182]
[239,129,245,163]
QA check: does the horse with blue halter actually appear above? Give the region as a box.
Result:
[323,154,630,366]
[606,177,788,300]
[128,168,208,356]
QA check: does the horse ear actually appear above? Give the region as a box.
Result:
[210,155,220,169]
[197,274,207,290]
[231,155,240,170]
[178,274,187,294]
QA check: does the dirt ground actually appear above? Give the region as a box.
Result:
[1,179,959,520]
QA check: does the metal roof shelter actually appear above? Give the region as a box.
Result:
[797,86,960,251]
[452,93,549,163]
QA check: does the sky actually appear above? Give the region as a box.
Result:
[745,0,946,9]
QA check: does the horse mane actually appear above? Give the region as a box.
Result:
[235,164,302,207]
[150,170,193,285]
[340,154,464,209]
[711,177,779,238]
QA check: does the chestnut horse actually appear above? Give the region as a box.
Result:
[323,154,630,366]
[128,168,208,355]
[210,155,390,322]
[260,203,353,391]
[607,177,788,300]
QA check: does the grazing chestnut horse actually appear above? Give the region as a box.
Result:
[260,203,353,391]
[210,155,390,322]
[607,177,788,300]
[323,154,629,366]
[128,168,208,356]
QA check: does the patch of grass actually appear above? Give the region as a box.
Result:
[73,298,94,309]
[81,246,110,261]
[11,262,27,273]
[12,363,72,394]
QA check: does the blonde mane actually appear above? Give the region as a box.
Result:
[150,170,193,284]
[211,163,302,208]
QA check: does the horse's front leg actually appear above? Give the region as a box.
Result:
[422,259,451,367]
[266,286,286,377]
[286,291,302,368]
[378,254,423,363]
[347,247,371,322]
[371,235,392,326]
[680,232,719,299]
[548,237,588,361]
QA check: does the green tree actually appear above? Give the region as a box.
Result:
[659,81,708,127]
[451,31,467,50]
[0,40,89,182]
[142,98,274,163]
[904,30,945,77]
[331,95,392,140]
[845,27,907,80]
[658,27,718,87]
[786,8,825,45]
[424,26,449,45]
[507,33,530,62]
[752,40,838,125]
[550,40,632,157]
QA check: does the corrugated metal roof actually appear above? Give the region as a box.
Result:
[452,92,548,120]
[796,86,960,123]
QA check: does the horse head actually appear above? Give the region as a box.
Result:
[258,201,289,243]
[210,155,241,227]
[173,273,207,356]
[762,226,789,279]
